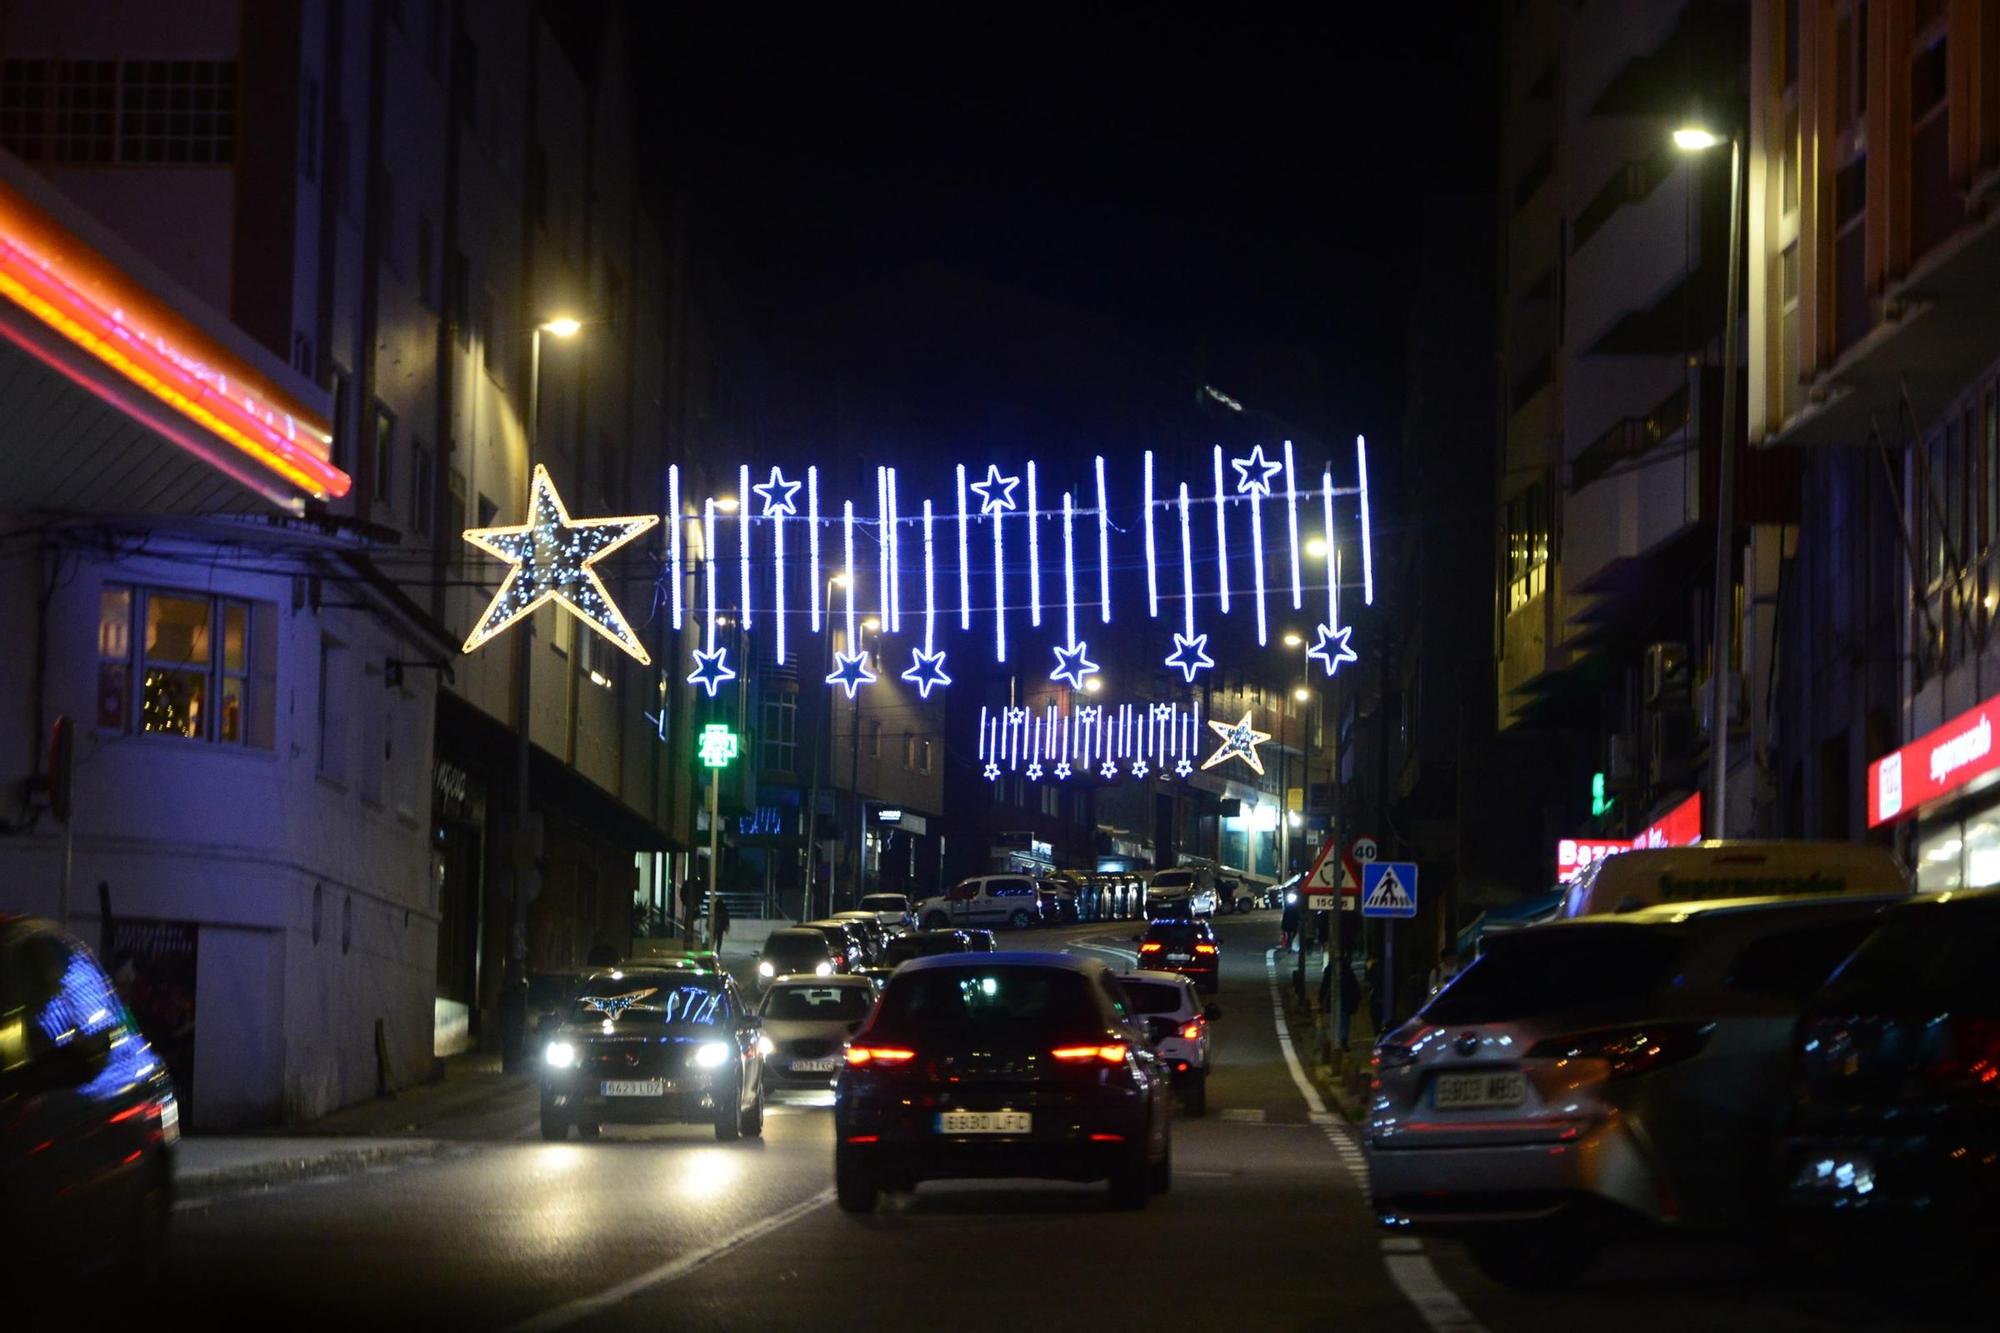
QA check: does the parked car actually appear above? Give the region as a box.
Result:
[831,912,892,962]
[802,919,873,969]
[759,975,878,1092]
[1135,918,1220,994]
[1147,868,1216,918]
[882,929,975,968]
[1784,887,2000,1275]
[1037,879,1078,925]
[857,893,916,930]
[1365,896,1893,1288]
[757,928,839,989]
[0,915,178,1291]
[915,875,1045,931]
[1119,969,1220,1116]
[958,928,997,951]
[539,967,765,1142]
[833,951,1173,1211]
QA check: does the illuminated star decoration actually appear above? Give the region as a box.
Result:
[461,464,660,663]
[1099,759,1119,780]
[901,648,951,699]
[1051,641,1100,689]
[686,646,736,697]
[1026,760,1044,781]
[826,649,877,698]
[1164,630,1215,683]
[1054,760,1073,780]
[968,464,1021,515]
[1230,444,1283,496]
[1174,757,1193,778]
[1202,709,1273,777]
[983,761,1001,781]
[1131,758,1149,779]
[1306,622,1358,677]
[751,465,801,516]
[580,987,659,1020]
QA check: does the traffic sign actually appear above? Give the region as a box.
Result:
[1361,861,1419,919]
[1349,836,1379,864]
[1301,839,1340,911]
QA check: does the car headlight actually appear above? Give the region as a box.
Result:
[815,962,833,976]
[756,1034,775,1058]
[544,1041,577,1069]
[1285,891,1298,905]
[692,1041,732,1069]
[758,960,776,978]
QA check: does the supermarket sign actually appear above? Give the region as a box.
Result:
[1868,694,2000,827]
[1554,792,1704,882]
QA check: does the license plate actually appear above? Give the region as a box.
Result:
[1432,1071,1526,1110]
[936,1110,1032,1134]
[601,1079,665,1097]
[1167,953,1192,963]
[790,1057,839,1073]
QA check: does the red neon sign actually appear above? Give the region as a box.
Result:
[1868,694,2000,827]
[1554,792,1703,882]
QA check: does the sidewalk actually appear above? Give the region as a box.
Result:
[1273,945,1378,1120]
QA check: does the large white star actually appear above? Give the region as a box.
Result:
[1230,445,1283,496]
[1201,709,1273,776]
[1165,631,1214,683]
[462,464,658,663]
[969,464,1021,515]
[751,465,802,517]
[1306,622,1358,676]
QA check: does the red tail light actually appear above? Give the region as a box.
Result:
[1526,1022,1714,1080]
[1934,1016,2000,1092]
[846,1045,916,1066]
[1050,1043,1129,1064]
[1194,943,1217,955]
[1138,942,1163,953]
[832,953,846,968]
[1180,1022,1203,1042]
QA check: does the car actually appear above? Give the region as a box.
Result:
[915,875,1045,931]
[538,966,766,1142]
[882,929,976,967]
[857,893,916,930]
[1037,879,1078,925]
[759,975,878,1091]
[833,951,1174,1212]
[1365,896,1893,1288]
[756,928,840,989]
[801,919,872,969]
[1134,919,1220,993]
[958,928,997,951]
[1783,887,2000,1275]
[1147,868,1216,917]
[830,912,893,962]
[0,915,178,1292]
[1119,969,1219,1116]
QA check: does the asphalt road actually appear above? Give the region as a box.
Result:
[163,914,1983,1331]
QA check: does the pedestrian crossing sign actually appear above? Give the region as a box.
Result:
[1361,861,1418,919]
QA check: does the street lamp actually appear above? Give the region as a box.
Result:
[1283,631,1304,648]
[1082,675,1103,694]
[715,496,741,514]
[1303,536,1328,560]
[1674,121,1743,840]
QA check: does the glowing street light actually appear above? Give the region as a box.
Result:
[715,496,740,514]
[540,315,583,338]
[1672,126,1725,151]
[1283,631,1304,647]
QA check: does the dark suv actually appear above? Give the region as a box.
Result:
[1135,919,1220,993]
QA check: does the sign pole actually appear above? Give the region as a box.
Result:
[706,762,720,950]
[696,723,740,952]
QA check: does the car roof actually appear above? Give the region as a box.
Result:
[896,949,1106,975]
[765,928,830,942]
[766,973,872,987]
[1593,893,1907,926]
[1123,969,1197,988]
[579,966,723,987]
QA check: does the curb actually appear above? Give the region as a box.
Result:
[174,1140,446,1200]
[1277,988,1366,1121]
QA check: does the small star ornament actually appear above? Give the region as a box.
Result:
[751,465,801,517]
[1054,760,1073,780]
[686,646,737,697]
[1174,757,1194,778]
[1202,709,1273,776]
[983,761,1001,781]
[1306,622,1358,676]
[1026,761,1044,781]
[1051,641,1100,689]
[1130,758,1149,779]
[1230,444,1283,496]
[1099,760,1119,780]
[826,650,877,698]
[1165,631,1214,683]
[969,464,1020,515]
[461,464,659,663]
[901,648,951,698]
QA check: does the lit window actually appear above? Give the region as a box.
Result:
[98,584,273,746]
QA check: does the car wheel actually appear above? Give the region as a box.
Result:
[1107,1141,1151,1210]
[1182,1069,1207,1118]
[1008,909,1031,930]
[538,1104,569,1141]
[1149,1128,1173,1194]
[741,1089,765,1140]
[1463,1225,1598,1289]
[715,1079,744,1142]
[835,1144,879,1213]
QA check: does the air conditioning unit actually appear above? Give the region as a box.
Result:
[1643,642,1690,707]
[1606,732,1638,790]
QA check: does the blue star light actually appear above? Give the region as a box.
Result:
[686,646,736,697]
[1054,760,1073,780]
[983,761,1001,781]
[1164,630,1215,683]
[968,463,1021,515]
[826,649,878,698]
[1131,758,1149,779]
[1100,760,1119,780]
[751,465,801,517]
[1230,444,1283,496]
[1174,757,1193,778]
[1050,641,1100,689]
[901,647,951,698]
[1306,622,1359,677]
[1026,761,1044,781]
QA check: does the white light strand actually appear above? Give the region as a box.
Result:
[1212,445,1230,613]
[1323,469,1338,628]
[1095,454,1111,624]
[1178,482,1195,638]
[1285,439,1302,610]
[992,486,1006,662]
[887,467,902,633]
[1027,461,1042,627]
[808,466,821,632]
[668,464,682,629]
[738,464,752,630]
[1357,434,1375,605]
[843,500,857,642]
[1062,490,1077,647]
[1250,463,1268,646]
[876,466,889,631]
[1144,450,1158,618]
[774,483,787,664]
[977,705,988,761]
[956,464,971,630]
[704,497,718,652]
[922,499,937,652]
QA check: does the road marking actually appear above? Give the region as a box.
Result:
[503,1188,834,1333]
[1067,936,1139,967]
[1218,1107,1266,1123]
[1382,1246,1486,1332]
[1263,948,1328,1116]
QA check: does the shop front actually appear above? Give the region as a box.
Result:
[1869,692,2000,891]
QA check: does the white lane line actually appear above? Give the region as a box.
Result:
[1068,937,1140,967]
[503,1188,834,1333]
[1382,1248,1486,1333]
[1264,947,1327,1116]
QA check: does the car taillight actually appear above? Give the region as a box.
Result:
[832,953,846,968]
[846,1045,916,1066]
[1372,1042,1417,1071]
[1194,943,1217,955]
[1932,1016,2000,1093]
[1050,1043,1129,1064]
[1180,1022,1203,1042]
[1138,942,1163,953]
[1525,1022,1714,1080]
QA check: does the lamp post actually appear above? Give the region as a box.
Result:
[1674,124,1743,840]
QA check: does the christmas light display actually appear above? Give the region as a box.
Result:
[1202,709,1272,777]
[1143,450,1159,619]
[974,698,1209,780]
[808,465,822,632]
[1357,434,1375,605]
[686,645,736,697]
[1027,461,1042,627]
[970,463,1019,515]
[1165,480,1213,682]
[1095,455,1111,624]
[460,464,659,663]
[1230,444,1282,496]
[754,464,800,663]
[1050,491,1100,688]
[668,464,683,629]
[1212,446,1230,613]
[1284,440,1302,611]
[827,498,877,697]
[739,465,752,631]
[955,464,971,630]
[1306,466,1357,677]
[901,498,952,698]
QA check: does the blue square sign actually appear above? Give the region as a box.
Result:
[1361,861,1418,919]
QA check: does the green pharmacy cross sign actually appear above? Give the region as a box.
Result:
[698,724,740,769]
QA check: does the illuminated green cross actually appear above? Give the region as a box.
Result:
[698,723,740,768]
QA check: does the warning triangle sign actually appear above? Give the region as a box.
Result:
[1304,840,1339,890]
[1337,861,1359,892]
[1364,865,1413,911]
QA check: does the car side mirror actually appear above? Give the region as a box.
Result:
[1204,1004,1222,1021]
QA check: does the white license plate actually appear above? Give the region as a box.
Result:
[790,1057,839,1073]
[1166,953,1192,963]
[601,1079,665,1097]
[937,1110,1032,1134]
[1432,1071,1526,1110]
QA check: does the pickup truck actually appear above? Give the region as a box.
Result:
[914,875,1045,931]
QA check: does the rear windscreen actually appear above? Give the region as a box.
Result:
[1422,927,1685,1025]
[885,934,960,964]
[762,985,873,1021]
[1820,901,2000,1010]
[875,966,1099,1035]
[860,895,908,912]
[1119,980,1185,1015]
[762,934,830,966]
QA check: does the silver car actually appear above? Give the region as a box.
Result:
[758,975,877,1091]
[1365,897,1893,1288]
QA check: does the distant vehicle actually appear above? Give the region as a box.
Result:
[1120,970,1220,1116]
[833,952,1173,1212]
[857,893,916,930]
[882,930,976,968]
[1036,879,1078,925]
[801,919,873,968]
[1561,841,1909,919]
[757,929,839,989]
[1135,918,1220,993]
[759,976,877,1092]
[1784,887,2000,1274]
[1147,868,1216,918]
[0,915,178,1287]
[915,875,1045,931]
[958,929,998,951]
[830,912,893,961]
[1367,895,1896,1288]
[539,967,766,1142]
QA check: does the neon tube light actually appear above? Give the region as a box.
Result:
[1357,434,1375,605]
[1095,454,1111,624]
[1144,450,1159,618]
[1212,445,1230,613]
[1027,461,1042,627]
[1284,440,1302,610]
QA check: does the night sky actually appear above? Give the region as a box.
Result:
[644,7,1498,449]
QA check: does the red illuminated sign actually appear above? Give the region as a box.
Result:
[1868,694,2000,827]
[1556,838,1627,884]
[1554,792,1703,882]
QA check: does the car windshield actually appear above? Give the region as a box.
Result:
[565,975,728,1027]
[1152,872,1193,889]
[762,934,831,967]
[1119,979,1186,1015]
[860,895,908,912]
[874,965,1098,1036]
[762,984,874,1021]
[884,933,960,964]
[1421,926,1685,1026]
[1819,899,2000,1010]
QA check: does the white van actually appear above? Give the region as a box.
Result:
[1561,841,1910,919]
[1147,866,1217,917]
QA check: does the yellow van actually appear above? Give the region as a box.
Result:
[1561,841,1910,918]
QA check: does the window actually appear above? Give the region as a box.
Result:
[318,636,350,781]
[328,368,352,474]
[867,719,881,759]
[1727,920,1880,1001]
[120,59,237,163]
[903,731,917,770]
[762,689,797,772]
[292,332,314,377]
[372,403,396,504]
[1505,484,1551,612]
[1040,784,1059,816]
[919,737,932,774]
[410,439,433,536]
[579,625,615,690]
[0,57,236,164]
[98,585,274,747]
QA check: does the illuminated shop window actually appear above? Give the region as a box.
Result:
[98,584,274,746]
